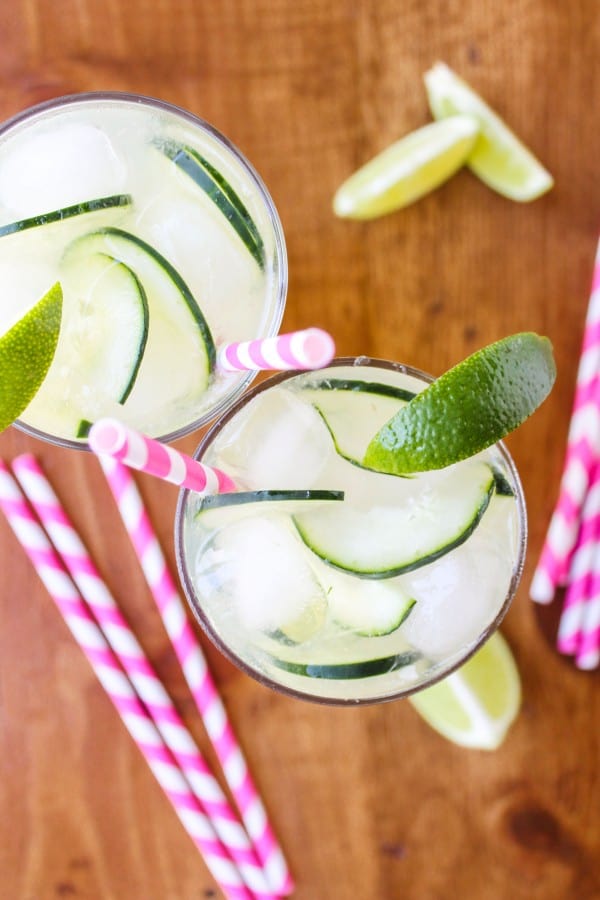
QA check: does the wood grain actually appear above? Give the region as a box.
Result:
[1,1,599,898]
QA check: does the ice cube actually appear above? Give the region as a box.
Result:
[0,258,57,334]
[400,517,515,660]
[135,195,262,340]
[204,516,326,632]
[216,387,334,489]
[0,123,126,218]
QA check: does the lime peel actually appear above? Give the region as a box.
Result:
[364,332,556,474]
[0,282,63,432]
[333,115,480,219]
[424,62,554,202]
[408,631,522,750]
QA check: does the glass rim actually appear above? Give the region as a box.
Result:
[174,356,528,707]
[3,90,287,449]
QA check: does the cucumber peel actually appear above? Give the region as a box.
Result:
[196,489,345,529]
[302,378,416,467]
[271,650,420,679]
[156,139,265,269]
[0,194,132,238]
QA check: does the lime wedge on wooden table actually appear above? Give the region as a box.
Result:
[0,282,62,431]
[424,62,554,202]
[333,116,480,219]
[408,632,522,750]
[364,332,556,474]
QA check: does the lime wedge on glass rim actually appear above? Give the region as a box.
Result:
[364,332,556,475]
[424,62,553,202]
[0,282,62,432]
[333,116,480,219]
[408,631,522,750]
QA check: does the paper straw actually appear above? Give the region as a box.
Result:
[556,460,600,654]
[11,454,276,900]
[530,238,600,603]
[99,455,294,896]
[88,419,237,495]
[575,551,600,670]
[0,460,250,900]
[217,327,335,372]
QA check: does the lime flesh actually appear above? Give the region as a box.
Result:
[364,333,556,474]
[0,282,62,431]
[408,632,521,750]
[424,62,553,202]
[333,116,480,219]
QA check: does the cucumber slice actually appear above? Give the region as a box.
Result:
[325,568,417,636]
[62,226,216,391]
[63,252,149,405]
[196,489,344,529]
[26,252,149,436]
[293,461,495,577]
[271,650,420,679]
[155,139,265,269]
[301,379,416,465]
[0,194,131,238]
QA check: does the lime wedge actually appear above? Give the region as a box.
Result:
[364,332,555,474]
[0,282,62,432]
[424,62,553,202]
[408,632,521,749]
[333,116,480,219]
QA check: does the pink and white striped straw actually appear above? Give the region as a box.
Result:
[88,419,236,495]
[217,327,335,373]
[576,551,600,670]
[0,460,251,900]
[530,238,600,603]
[99,455,294,896]
[556,460,600,654]
[12,455,278,900]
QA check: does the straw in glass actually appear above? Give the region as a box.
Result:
[98,454,294,896]
[217,327,335,373]
[11,454,277,900]
[88,418,237,494]
[0,460,251,900]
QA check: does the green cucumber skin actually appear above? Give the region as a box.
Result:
[305,379,416,402]
[76,419,93,439]
[307,380,416,476]
[492,468,515,497]
[0,194,132,238]
[313,406,413,477]
[85,254,149,405]
[356,597,417,637]
[157,140,265,270]
[68,227,216,373]
[293,478,495,579]
[198,489,344,514]
[196,489,345,530]
[272,650,420,679]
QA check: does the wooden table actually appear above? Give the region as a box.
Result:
[1,2,599,898]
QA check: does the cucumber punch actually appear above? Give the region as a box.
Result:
[0,93,286,446]
[176,358,528,705]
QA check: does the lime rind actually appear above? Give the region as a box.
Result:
[0,282,62,431]
[364,333,556,474]
[424,62,553,202]
[333,115,480,219]
[408,632,522,749]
